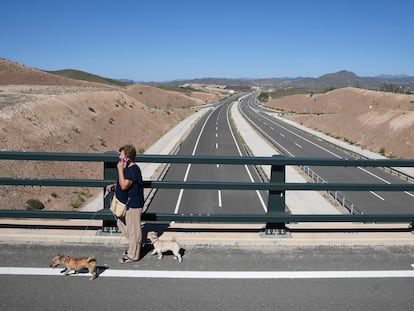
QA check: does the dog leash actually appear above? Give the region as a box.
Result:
[78,207,100,244]
[78,190,110,244]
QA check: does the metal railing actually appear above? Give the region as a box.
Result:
[1,151,414,234]
[300,165,363,214]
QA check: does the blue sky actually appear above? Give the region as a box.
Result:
[1,0,413,81]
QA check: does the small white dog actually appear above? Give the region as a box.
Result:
[147,231,182,262]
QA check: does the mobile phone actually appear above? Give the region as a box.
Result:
[121,157,129,165]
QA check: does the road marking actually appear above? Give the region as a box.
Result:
[406,191,414,198]
[243,101,414,206]
[370,191,385,201]
[256,111,343,158]
[2,268,414,279]
[357,167,391,184]
[295,143,302,149]
[240,104,294,156]
[174,109,215,214]
[228,103,267,212]
[218,190,222,207]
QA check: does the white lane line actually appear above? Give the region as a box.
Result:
[174,110,215,214]
[356,167,390,201]
[257,112,343,158]
[174,189,185,214]
[246,104,411,202]
[359,165,413,199]
[357,167,391,184]
[405,191,414,198]
[174,163,193,214]
[228,103,267,212]
[356,169,414,199]
[240,105,294,156]
[2,268,414,279]
[218,190,222,207]
[216,143,218,149]
[370,191,385,201]
[294,143,302,149]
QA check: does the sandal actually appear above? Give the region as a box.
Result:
[122,250,128,256]
[118,256,136,264]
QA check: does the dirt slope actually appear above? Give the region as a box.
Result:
[0,59,221,210]
[265,87,414,159]
[0,58,109,87]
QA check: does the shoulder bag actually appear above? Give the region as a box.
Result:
[110,195,127,217]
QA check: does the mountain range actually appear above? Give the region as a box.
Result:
[161,70,414,93]
[1,58,413,93]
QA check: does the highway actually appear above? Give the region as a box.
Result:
[148,96,268,215]
[238,93,414,214]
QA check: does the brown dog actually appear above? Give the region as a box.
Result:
[50,253,97,280]
[147,231,182,262]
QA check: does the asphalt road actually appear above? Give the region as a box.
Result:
[239,93,414,214]
[148,96,268,215]
[1,243,414,310]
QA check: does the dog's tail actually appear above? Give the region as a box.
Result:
[87,256,97,262]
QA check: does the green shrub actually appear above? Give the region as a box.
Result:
[71,193,85,209]
[257,92,269,102]
[25,199,45,210]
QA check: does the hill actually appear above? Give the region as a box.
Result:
[265,87,414,158]
[0,58,109,87]
[45,69,130,87]
[0,58,221,211]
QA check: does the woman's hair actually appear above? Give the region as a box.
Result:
[119,144,136,161]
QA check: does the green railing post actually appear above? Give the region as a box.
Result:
[266,154,287,235]
[102,151,118,232]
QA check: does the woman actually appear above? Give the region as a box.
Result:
[106,144,144,263]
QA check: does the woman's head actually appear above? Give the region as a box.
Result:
[119,144,137,162]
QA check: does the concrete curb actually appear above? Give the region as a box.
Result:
[1,226,413,247]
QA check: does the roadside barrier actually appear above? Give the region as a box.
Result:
[1,151,413,234]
